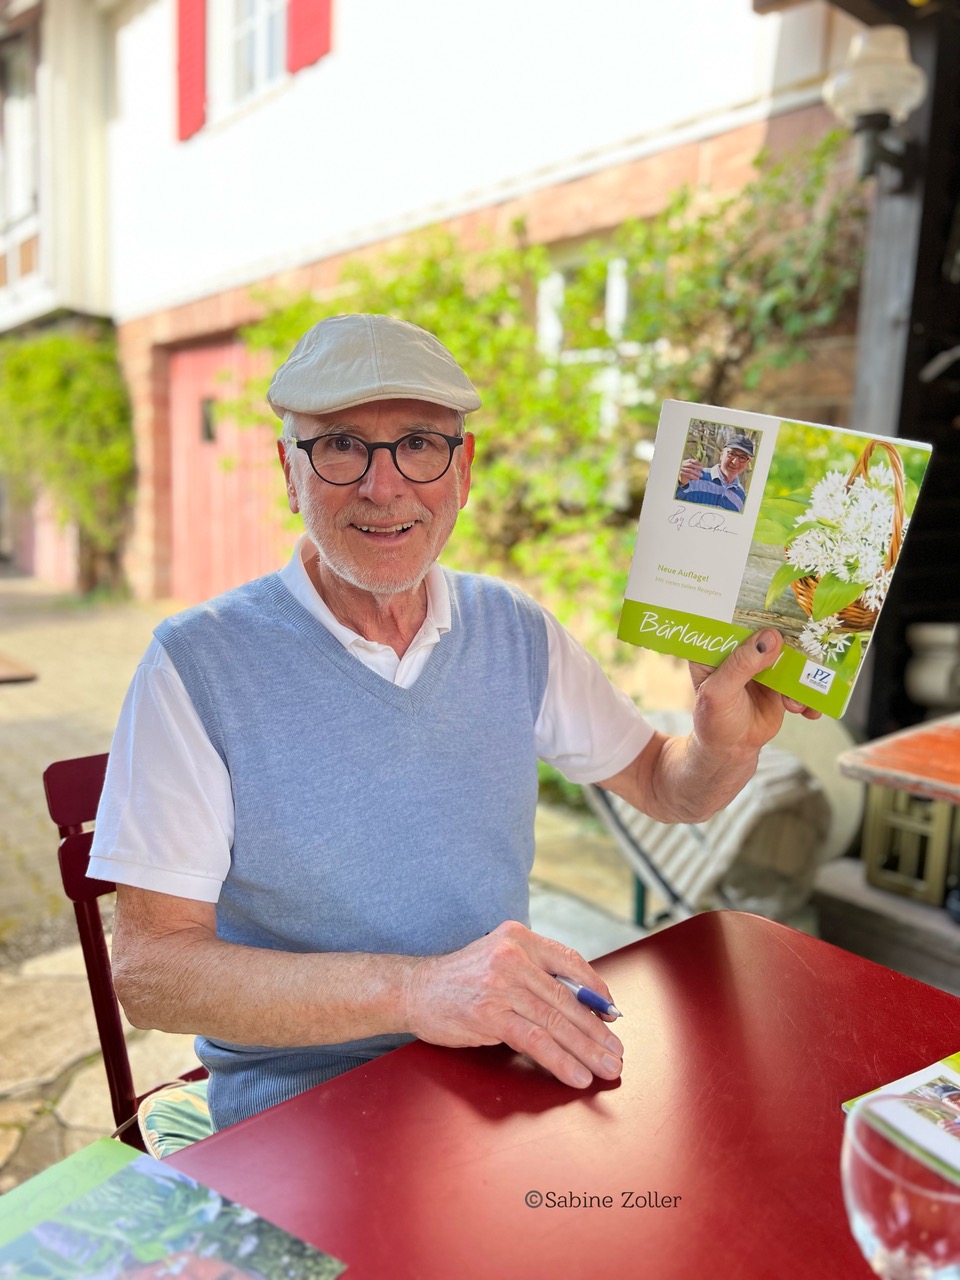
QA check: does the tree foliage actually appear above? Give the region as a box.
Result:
[236,132,865,645]
[0,325,135,591]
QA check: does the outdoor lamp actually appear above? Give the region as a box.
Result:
[822,25,928,190]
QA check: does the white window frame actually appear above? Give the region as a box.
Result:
[207,0,288,123]
[537,254,635,432]
[0,30,39,235]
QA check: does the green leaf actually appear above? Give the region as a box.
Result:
[760,496,809,518]
[811,573,868,622]
[764,562,808,610]
[785,520,825,541]
[903,473,920,517]
[835,631,863,680]
[753,517,795,545]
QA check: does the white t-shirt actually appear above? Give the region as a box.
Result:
[88,540,653,902]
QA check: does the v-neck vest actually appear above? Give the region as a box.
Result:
[155,568,548,1129]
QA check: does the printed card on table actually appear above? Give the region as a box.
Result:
[618,400,932,717]
[0,1151,346,1278]
[843,1052,960,1187]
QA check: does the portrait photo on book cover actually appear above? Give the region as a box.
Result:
[730,421,930,680]
[673,419,759,515]
[899,1077,960,1142]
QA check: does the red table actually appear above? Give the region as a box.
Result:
[168,912,960,1278]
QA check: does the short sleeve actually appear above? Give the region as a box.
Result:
[88,639,234,902]
[535,610,653,783]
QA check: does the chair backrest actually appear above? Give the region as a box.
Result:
[42,753,206,1149]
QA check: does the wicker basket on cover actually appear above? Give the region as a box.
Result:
[789,439,905,633]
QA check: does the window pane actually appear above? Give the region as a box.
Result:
[233,29,256,99]
[220,0,287,107]
[1,36,38,226]
[267,8,286,79]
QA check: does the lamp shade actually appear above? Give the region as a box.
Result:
[823,25,927,127]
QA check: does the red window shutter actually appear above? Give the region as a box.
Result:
[287,0,332,73]
[177,0,206,141]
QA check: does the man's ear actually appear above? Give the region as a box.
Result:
[278,439,301,514]
[458,431,476,510]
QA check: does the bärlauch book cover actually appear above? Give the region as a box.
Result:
[618,400,932,717]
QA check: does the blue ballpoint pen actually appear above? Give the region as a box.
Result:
[553,974,622,1018]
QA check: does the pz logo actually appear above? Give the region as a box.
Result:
[799,660,836,695]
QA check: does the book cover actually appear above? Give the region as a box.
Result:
[0,1151,346,1278]
[0,1140,140,1249]
[843,1052,960,1187]
[618,400,932,717]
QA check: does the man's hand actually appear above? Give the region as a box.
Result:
[689,627,821,762]
[678,458,704,484]
[598,628,820,825]
[402,921,624,1089]
[115,891,622,1090]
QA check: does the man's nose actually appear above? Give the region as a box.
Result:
[357,445,407,500]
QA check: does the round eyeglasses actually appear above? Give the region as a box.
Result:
[290,431,464,485]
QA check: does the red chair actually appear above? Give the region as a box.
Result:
[43,753,208,1151]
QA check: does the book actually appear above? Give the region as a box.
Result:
[0,1140,140,1249]
[843,1052,960,1188]
[618,400,932,717]
[0,1146,346,1278]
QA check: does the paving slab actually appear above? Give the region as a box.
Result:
[0,1130,19,1170]
[529,882,644,960]
[0,974,98,1096]
[0,569,174,966]
[0,1098,42,1126]
[18,943,88,979]
[0,1113,65,1195]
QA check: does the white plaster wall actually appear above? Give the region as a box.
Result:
[107,0,861,321]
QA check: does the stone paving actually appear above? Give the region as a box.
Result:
[0,565,641,1195]
[0,569,175,964]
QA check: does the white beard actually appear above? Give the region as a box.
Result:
[297,478,463,602]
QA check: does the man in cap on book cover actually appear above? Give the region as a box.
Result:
[675,434,755,513]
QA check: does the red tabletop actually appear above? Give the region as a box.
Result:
[836,713,960,804]
[168,912,960,1279]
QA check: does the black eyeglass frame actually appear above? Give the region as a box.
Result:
[290,431,465,486]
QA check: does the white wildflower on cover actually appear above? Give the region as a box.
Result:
[785,457,904,665]
[805,470,848,522]
[861,567,895,611]
[789,466,897,596]
[799,615,854,661]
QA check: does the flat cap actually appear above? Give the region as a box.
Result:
[266,313,482,419]
[725,434,755,457]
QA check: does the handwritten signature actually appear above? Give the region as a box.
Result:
[668,506,737,535]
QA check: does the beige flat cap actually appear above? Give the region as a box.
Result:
[266,313,481,419]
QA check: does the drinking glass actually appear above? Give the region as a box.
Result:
[841,1093,960,1279]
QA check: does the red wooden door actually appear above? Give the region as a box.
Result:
[168,341,289,604]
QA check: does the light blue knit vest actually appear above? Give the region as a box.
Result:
[155,568,548,1130]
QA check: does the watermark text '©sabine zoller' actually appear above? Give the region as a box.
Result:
[524,1190,681,1209]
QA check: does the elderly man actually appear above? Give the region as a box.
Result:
[90,315,815,1133]
[675,435,755,513]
